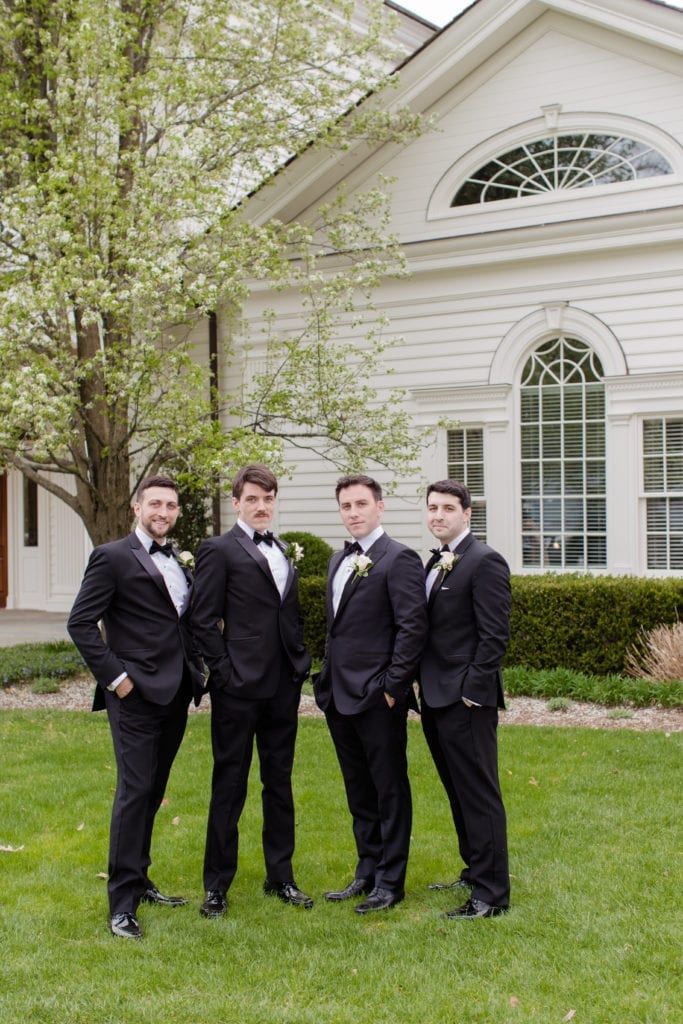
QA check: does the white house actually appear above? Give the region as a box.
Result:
[1,0,681,610]
[237,0,683,577]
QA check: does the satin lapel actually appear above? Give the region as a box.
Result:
[334,543,387,621]
[328,550,346,621]
[281,559,295,601]
[233,527,278,589]
[428,534,473,606]
[130,535,175,608]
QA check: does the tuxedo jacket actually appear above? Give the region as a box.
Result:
[67,533,206,710]
[315,533,427,715]
[190,524,310,698]
[419,533,511,710]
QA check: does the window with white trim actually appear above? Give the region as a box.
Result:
[452,133,673,206]
[520,337,606,570]
[643,418,683,571]
[447,427,486,542]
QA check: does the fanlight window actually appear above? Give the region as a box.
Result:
[452,134,673,206]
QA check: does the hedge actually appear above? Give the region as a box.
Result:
[506,574,682,674]
[297,572,682,673]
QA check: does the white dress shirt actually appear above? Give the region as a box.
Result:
[108,526,189,690]
[237,520,289,599]
[332,525,384,615]
[425,528,470,598]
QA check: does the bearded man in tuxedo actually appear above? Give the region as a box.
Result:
[68,475,206,940]
[191,464,312,918]
[419,480,511,919]
[314,474,427,913]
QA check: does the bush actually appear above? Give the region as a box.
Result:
[0,641,86,688]
[280,532,333,578]
[624,621,683,681]
[298,575,327,659]
[506,574,682,675]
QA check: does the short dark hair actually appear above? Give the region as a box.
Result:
[136,475,179,501]
[335,473,383,502]
[232,464,278,499]
[426,479,471,510]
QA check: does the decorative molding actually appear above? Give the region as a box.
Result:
[490,305,627,384]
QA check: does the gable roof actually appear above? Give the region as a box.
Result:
[247,0,683,227]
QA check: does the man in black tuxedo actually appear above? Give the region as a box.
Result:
[419,480,511,919]
[191,465,312,918]
[314,474,427,913]
[67,475,206,940]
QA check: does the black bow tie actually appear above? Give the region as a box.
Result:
[430,545,451,556]
[150,540,173,557]
[344,540,362,556]
[253,530,274,546]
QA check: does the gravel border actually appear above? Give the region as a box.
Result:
[1,677,680,732]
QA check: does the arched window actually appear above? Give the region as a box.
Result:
[452,133,673,206]
[520,337,606,570]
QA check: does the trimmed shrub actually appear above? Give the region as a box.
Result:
[506,574,682,675]
[281,532,333,578]
[298,575,327,659]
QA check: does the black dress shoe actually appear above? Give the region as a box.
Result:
[141,886,188,907]
[324,877,373,902]
[110,912,143,939]
[444,897,509,919]
[263,879,314,908]
[354,886,404,914]
[200,890,227,918]
[428,877,473,891]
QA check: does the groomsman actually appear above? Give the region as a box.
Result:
[191,464,312,918]
[314,474,427,913]
[419,480,511,918]
[68,475,206,940]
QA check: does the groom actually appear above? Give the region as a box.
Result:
[314,474,427,912]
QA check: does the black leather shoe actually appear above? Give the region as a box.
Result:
[324,877,373,902]
[428,877,473,891]
[264,879,314,908]
[141,886,188,907]
[354,886,404,914]
[200,890,227,918]
[444,897,509,919]
[110,912,142,939]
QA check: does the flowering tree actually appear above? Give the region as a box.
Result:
[0,0,423,544]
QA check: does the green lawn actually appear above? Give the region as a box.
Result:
[0,712,680,1024]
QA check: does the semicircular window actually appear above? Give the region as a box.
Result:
[452,133,673,206]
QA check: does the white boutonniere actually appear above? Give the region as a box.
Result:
[177,550,195,570]
[436,551,459,575]
[285,541,304,564]
[350,553,373,580]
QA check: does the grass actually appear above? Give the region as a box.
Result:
[0,712,680,1023]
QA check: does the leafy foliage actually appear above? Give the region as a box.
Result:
[279,531,333,578]
[0,0,425,544]
[0,641,85,688]
[506,574,682,675]
[503,665,681,708]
